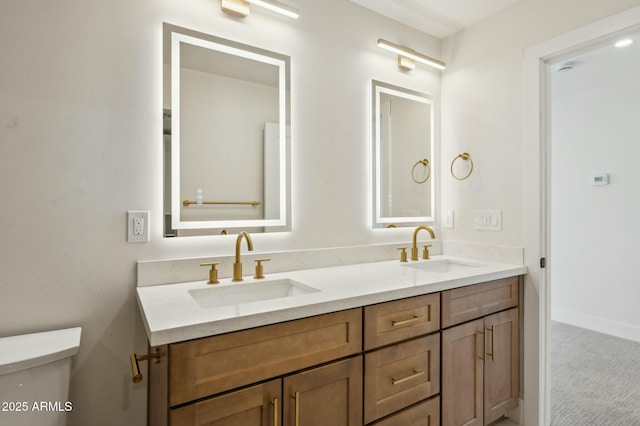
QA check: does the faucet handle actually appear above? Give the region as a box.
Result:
[254,258,271,279]
[200,262,220,284]
[397,247,408,263]
[422,245,432,260]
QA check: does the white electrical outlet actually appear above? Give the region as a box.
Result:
[127,211,150,242]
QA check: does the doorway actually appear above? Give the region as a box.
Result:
[547,27,640,342]
[546,26,640,424]
[523,5,640,425]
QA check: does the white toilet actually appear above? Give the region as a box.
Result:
[0,327,81,426]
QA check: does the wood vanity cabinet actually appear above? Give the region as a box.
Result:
[146,276,522,426]
[441,277,520,426]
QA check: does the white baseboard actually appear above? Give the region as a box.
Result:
[551,307,640,343]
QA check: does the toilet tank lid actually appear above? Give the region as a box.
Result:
[0,327,82,376]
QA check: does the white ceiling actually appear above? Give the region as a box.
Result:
[349,0,522,39]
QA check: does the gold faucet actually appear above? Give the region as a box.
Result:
[232,231,254,281]
[411,225,435,261]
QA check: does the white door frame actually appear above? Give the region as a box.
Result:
[523,5,640,425]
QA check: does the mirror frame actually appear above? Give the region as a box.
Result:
[165,24,291,235]
[370,80,436,228]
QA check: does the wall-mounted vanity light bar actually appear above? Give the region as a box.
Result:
[377,39,446,71]
[221,0,299,19]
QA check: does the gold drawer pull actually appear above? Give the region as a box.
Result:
[486,326,495,361]
[292,391,300,426]
[391,369,424,385]
[272,397,278,426]
[392,315,424,327]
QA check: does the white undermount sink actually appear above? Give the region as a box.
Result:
[188,278,320,309]
[402,258,483,273]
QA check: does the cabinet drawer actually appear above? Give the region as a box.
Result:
[364,334,440,423]
[373,396,440,426]
[170,379,280,426]
[364,293,440,350]
[441,277,518,328]
[169,308,362,406]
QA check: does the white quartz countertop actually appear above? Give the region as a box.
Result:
[136,255,527,346]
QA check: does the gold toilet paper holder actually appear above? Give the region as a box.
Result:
[130,348,164,383]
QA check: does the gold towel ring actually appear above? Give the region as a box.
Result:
[411,159,431,184]
[450,152,473,180]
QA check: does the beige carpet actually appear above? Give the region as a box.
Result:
[551,321,640,425]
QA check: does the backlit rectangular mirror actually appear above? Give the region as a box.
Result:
[370,80,435,229]
[163,24,291,237]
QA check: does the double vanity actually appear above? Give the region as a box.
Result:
[146,13,528,425]
[136,243,526,426]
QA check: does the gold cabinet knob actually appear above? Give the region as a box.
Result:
[254,258,271,279]
[200,262,220,284]
[397,247,408,263]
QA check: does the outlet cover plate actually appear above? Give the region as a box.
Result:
[127,211,150,243]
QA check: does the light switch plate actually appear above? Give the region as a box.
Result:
[591,174,609,186]
[443,210,454,229]
[474,210,501,231]
[127,211,150,242]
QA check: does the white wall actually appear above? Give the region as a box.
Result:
[441,0,640,245]
[441,1,640,424]
[0,0,440,425]
[550,38,640,342]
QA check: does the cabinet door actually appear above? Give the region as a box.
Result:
[484,308,519,425]
[442,319,484,426]
[283,356,362,426]
[170,379,280,426]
